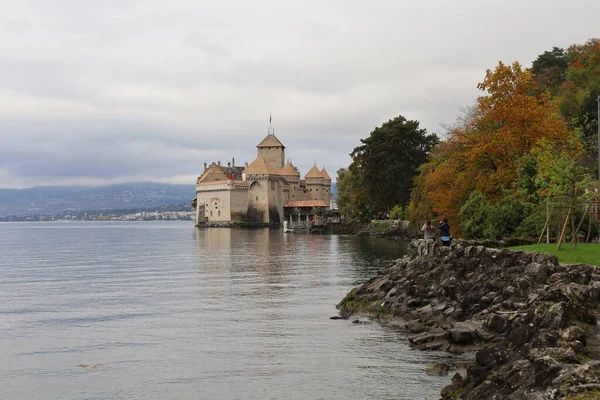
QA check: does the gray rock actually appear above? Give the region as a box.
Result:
[449,328,475,345]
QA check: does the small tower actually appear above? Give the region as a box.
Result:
[256,113,285,170]
[304,164,324,201]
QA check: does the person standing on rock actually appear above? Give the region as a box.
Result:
[438,218,451,246]
[421,220,435,239]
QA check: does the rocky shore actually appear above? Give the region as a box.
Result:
[336,239,600,399]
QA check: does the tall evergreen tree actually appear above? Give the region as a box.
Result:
[349,116,438,213]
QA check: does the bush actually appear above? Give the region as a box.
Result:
[515,203,547,238]
[484,197,534,240]
[459,191,491,239]
[390,204,409,220]
[460,190,540,240]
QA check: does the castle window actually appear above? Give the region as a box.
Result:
[218,211,221,217]
[316,189,319,191]
[210,211,213,217]
[256,196,258,201]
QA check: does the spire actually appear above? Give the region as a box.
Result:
[268,110,273,136]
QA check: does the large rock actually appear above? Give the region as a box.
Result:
[335,239,600,399]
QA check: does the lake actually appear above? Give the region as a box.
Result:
[0,222,449,399]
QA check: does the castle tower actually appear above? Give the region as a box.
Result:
[279,162,300,201]
[256,115,285,170]
[320,167,332,206]
[257,134,285,171]
[304,164,324,201]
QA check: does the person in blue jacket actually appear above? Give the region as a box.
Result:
[438,218,451,246]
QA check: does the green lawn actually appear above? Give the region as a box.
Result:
[509,243,600,266]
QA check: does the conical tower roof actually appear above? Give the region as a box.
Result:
[304,164,323,179]
[244,156,280,175]
[320,167,331,180]
[257,134,285,148]
[279,162,300,177]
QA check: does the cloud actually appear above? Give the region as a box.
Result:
[0,0,598,188]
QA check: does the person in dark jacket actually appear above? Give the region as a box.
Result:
[438,218,451,246]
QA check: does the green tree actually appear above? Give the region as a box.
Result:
[349,115,438,213]
[531,47,570,96]
[459,191,492,239]
[335,167,372,221]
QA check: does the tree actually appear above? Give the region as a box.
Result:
[412,61,571,234]
[532,135,595,248]
[349,115,438,213]
[335,167,372,221]
[531,47,570,96]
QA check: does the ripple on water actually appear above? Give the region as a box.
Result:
[0,222,448,400]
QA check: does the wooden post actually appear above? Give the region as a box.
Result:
[557,208,571,251]
[571,208,577,249]
[586,205,593,244]
[538,211,551,245]
[538,201,553,245]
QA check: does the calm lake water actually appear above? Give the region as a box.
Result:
[0,222,449,399]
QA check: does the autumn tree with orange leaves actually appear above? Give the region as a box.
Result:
[411,61,571,235]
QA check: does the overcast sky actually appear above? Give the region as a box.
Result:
[0,0,598,189]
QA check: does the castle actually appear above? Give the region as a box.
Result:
[193,129,331,227]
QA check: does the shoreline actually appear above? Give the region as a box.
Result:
[335,239,600,399]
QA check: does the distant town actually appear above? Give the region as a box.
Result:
[0,205,194,222]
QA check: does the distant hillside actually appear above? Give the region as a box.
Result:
[0,183,195,216]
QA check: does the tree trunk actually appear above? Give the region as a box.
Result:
[557,208,571,251]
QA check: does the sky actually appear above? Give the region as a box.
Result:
[0,0,598,189]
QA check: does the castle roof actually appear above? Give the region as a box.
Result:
[279,162,300,177]
[244,156,280,175]
[284,200,328,208]
[320,168,331,179]
[257,134,285,148]
[304,165,323,179]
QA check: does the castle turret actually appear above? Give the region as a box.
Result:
[304,164,325,201]
[257,134,285,171]
[279,162,300,201]
[320,167,331,206]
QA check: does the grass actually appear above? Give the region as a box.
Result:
[509,243,600,266]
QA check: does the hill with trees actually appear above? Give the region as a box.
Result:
[0,183,195,217]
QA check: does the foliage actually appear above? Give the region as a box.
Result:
[483,197,535,240]
[556,38,600,176]
[390,204,410,220]
[530,47,570,96]
[459,191,491,239]
[349,115,438,213]
[514,203,548,238]
[460,191,537,240]
[412,61,571,234]
[335,167,373,221]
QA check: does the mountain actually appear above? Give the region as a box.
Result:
[0,183,195,216]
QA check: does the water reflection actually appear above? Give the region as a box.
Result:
[1,223,448,400]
